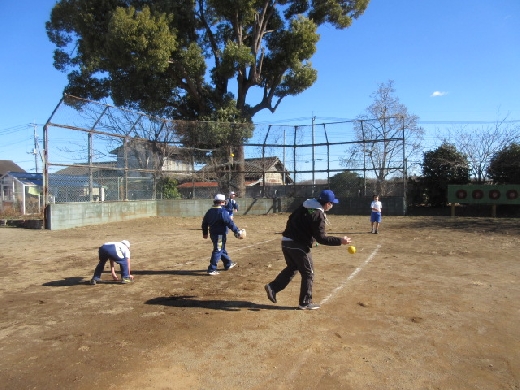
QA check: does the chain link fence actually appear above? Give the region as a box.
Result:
[0,172,44,215]
[42,95,406,204]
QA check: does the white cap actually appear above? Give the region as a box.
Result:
[229,191,235,196]
[121,240,130,248]
[214,194,226,201]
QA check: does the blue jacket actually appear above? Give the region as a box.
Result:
[202,206,239,236]
[224,198,238,215]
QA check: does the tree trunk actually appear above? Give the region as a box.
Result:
[235,144,245,197]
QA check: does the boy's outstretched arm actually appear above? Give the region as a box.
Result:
[110,260,119,280]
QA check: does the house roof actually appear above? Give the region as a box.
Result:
[178,180,259,188]
[178,181,218,188]
[54,162,117,176]
[3,172,42,186]
[0,160,25,177]
[2,172,103,188]
[48,174,104,187]
[198,156,293,183]
[109,143,185,158]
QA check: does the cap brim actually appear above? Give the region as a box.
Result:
[332,199,339,204]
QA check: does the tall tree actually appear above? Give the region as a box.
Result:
[440,117,520,183]
[340,80,424,195]
[329,170,364,198]
[421,142,469,207]
[46,0,370,194]
[487,142,520,184]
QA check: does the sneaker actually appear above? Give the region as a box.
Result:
[225,262,237,270]
[298,303,320,310]
[90,278,97,285]
[264,284,277,303]
[207,270,220,276]
[121,277,133,284]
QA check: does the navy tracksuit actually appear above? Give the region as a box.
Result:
[202,206,239,272]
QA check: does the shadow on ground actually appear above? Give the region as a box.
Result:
[146,295,295,311]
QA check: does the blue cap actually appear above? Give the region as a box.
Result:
[318,190,339,204]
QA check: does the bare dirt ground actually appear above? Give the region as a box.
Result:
[1,213,519,390]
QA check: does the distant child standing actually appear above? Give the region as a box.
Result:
[370,195,382,234]
[225,191,239,220]
[202,194,243,275]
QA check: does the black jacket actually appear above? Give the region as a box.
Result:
[282,200,342,249]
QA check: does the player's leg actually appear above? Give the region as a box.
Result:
[115,258,132,283]
[375,213,381,233]
[220,235,236,269]
[297,250,315,308]
[91,247,109,284]
[267,241,301,294]
[208,234,224,274]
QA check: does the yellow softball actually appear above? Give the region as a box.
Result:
[347,246,356,254]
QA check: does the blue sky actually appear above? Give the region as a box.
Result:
[1,0,519,173]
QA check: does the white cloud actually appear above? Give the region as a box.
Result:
[431,91,448,97]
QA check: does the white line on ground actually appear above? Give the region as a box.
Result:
[233,238,278,251]
[169,238,279,267]
[281,244,381,386]
[320,244,381,305]
[284,348,313,384]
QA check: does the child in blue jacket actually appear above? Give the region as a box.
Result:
[224,191,239,219]
[202,194,243,275]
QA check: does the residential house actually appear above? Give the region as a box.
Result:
[194,156,292,185]
[110,140,193,177]
[53,161,117,177]
[1,161,29,213]
[1,169,107,214]
[0,170,42,214]
[178,156,293,198]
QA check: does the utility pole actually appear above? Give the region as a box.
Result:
[312,116,316,188]
[29,123,39,173]
[282,128,286,185]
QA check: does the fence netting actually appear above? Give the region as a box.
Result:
[42,95,406,203]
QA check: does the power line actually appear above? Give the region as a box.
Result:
[0,124,32,135]
[418,120,520,125]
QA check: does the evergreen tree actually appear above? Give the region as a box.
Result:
[46,0,370,194]
[487,143,520,184]
[421,143,469,207]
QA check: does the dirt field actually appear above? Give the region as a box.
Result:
[1,213,519,390]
